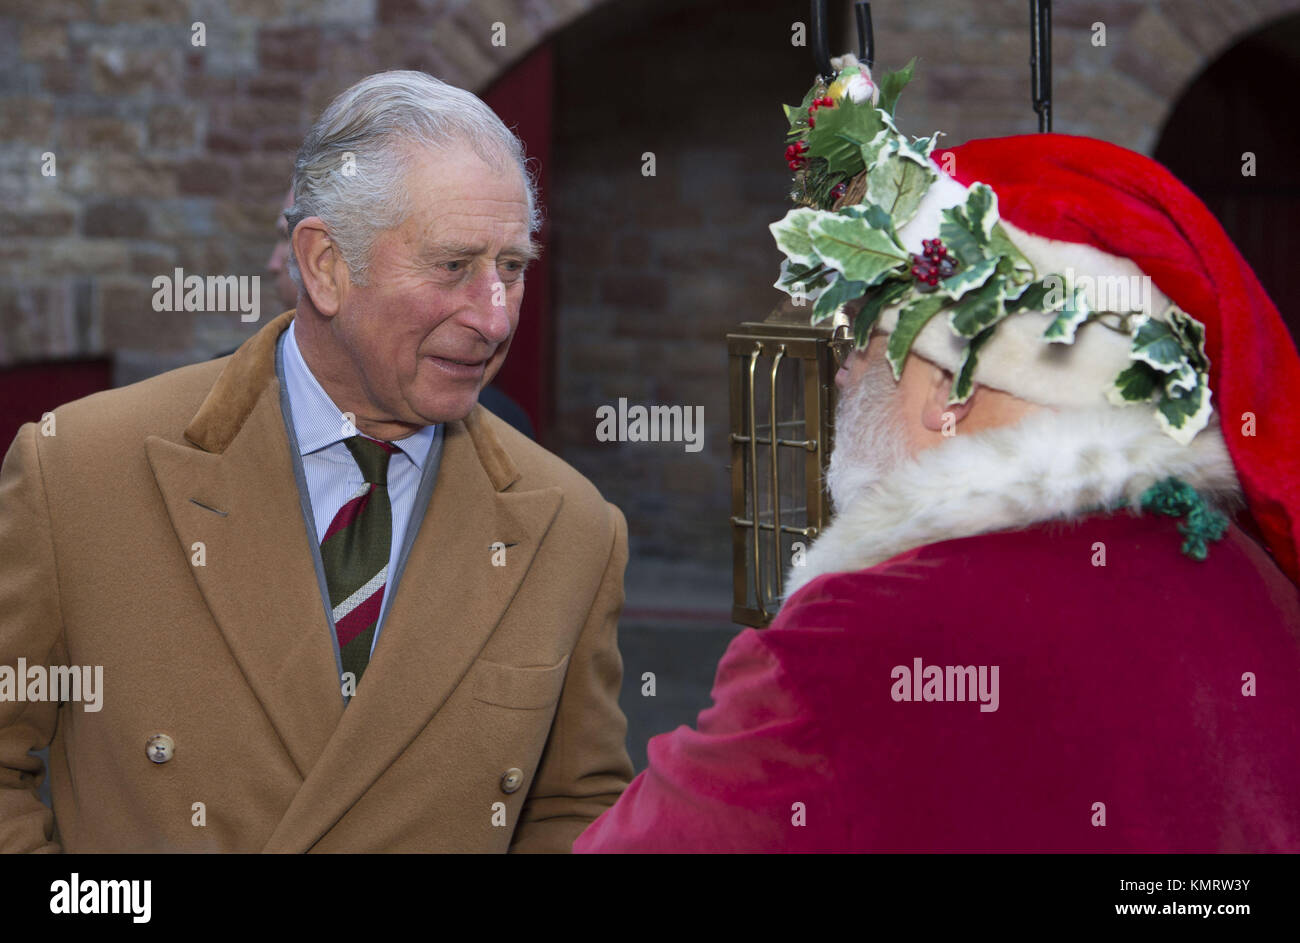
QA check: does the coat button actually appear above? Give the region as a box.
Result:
[500,767,524,794]
[146,734,175,764]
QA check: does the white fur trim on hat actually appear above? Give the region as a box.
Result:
[872,163,1172,409]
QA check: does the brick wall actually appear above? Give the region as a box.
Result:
[3,0,1298,610]
[549,0,1300,590]
[0,0,600,381]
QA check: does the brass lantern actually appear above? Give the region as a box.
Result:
[727,302,852,627]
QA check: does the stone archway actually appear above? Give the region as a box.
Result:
[1093,0,1300,154]
[1154,10,1300,345]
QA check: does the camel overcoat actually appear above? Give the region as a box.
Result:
[0,310,634,852]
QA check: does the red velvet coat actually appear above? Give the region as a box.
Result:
[575,511,1300,853]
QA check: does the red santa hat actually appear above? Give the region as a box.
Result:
[924,134,1300,586]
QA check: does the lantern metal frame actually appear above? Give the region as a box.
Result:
[727,308,849,626]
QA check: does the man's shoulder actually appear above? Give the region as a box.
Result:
[772,510,1300,670]
[469,404,617,526]
[15,355,230,463]
[45,355,226,432]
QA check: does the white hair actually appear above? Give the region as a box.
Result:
[826,337,911,516]
[285,70,540,289]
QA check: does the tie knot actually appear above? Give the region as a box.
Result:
[344,435,397,485]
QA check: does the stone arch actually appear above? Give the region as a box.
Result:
[388,0,613,94]
[1111,0,1300,153]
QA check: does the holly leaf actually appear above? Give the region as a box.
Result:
[854,279,910,346]
[774,258,833,303]
[858,128,893,172]
[988,222,1034,281]
[808,214,909,285]
[959,183,997,242]
[949,325,995,405]
[1167,306,1210,372]
[805,99,886,178]
[770,207,825,268]
[876,58,917,116]
[947,274,1007,338]
[811,274,866,325]
[909,132,942,159]
[1155,377,1213,446]
[1006,277,1054,313]
[1165,359,1200,394]
[886,294,947,379]
[866,149,936,227]
[1108,362,1164,404]
[939,256,998,300]
[1043,285,1093,344]
[784,82,823,132]
[1131,317,1185,373]
[840,201,905,250]
[938,211,987,268]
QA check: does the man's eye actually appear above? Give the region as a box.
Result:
[444,260,466,272]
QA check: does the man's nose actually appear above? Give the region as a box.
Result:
[462,269,515,344]
[267,241,286,274]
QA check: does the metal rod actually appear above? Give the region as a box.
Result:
[811,0,834,81]
[730,433,819,451]
[1030,0,1052,132]
[768,346,785,603]
[730,518,819,539]
[855,2,874,69]
[745,345,767,620]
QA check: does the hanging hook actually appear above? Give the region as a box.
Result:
[811,0,875,80]
[855,2,874,69]
[810,0,834,82]
[1029,0,1052,131]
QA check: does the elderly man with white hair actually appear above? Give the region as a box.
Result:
[0,71,634,853]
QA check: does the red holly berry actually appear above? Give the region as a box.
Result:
[808,116,816,128]
[830,182,847,201]
[909,238,956,291]
[796,140,808,153]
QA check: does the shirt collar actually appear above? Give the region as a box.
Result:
[282,318,439,469]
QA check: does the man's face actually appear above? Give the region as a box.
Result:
[266,187,297,311]
[328,142,534,427]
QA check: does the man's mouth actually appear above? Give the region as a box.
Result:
[425,354,489,379]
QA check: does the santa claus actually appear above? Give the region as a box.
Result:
[574,58,1300,853]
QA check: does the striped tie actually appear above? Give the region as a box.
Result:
[321,435,398,690]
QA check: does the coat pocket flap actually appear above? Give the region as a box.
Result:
[470,654,570,710]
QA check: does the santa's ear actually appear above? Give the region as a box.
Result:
[919,362,978,432]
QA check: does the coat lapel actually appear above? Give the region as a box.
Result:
[145,311,345,778]
[262,408,562,853]
[147,309,563,851]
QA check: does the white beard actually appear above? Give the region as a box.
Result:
[785,401,1242,606]
[825,352,910,516]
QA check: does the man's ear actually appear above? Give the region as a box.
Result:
[291,216,347,316]
[919,361,978,432]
